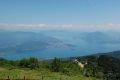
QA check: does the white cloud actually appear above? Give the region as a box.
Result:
[0,23,120,31]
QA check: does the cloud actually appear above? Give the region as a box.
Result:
[0,23,74,30]
[0,23,120,31]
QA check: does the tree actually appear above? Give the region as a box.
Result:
[29,57,39,69]
[51,57,61,72]
[19,57,39,69]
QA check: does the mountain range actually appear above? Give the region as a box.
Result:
[0,30,120,60]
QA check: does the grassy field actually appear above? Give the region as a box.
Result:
[0,67,97,80]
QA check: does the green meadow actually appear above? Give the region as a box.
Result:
[0,57,99,80]
[0,68,96,80]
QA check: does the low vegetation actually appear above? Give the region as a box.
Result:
[0,55,120,80]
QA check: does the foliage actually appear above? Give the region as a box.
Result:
[1,55,120,80]
[50,57,61,72]
[0,68,95,80]
[98,55,120,80]
[19,57,39,69]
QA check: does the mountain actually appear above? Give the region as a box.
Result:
[0,31,74,59]
[92,50,120,59]
[81,31,110,44]
[68,50,120,62]
[1,30,120,60]
[81,31,120,44]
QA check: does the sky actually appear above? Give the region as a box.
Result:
[0,0,120,31]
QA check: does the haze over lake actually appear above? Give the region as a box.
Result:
[0,30,120,60]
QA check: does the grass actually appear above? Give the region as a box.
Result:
[0,67,97,80]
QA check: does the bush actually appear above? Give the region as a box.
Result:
[96,72,104,79]
[19,57,39,69]
[50,57,61,72]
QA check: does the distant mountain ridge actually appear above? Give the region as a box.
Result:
[68,50,120,61]
[0,31,73,57]
[1,30,120,59]
[92,50,120,59]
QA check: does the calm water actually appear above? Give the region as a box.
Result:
[1,45,119,60]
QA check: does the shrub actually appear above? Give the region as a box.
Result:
[50,57,61,72]
[19,57,39,69]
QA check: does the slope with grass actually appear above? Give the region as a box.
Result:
[0,57,98,80]
[0,68,96,80]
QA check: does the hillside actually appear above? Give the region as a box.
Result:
[92,50,120,59]
[1,51,120,80]
[0,31,72,51]
[75,54,120,80]
[0,57,96,80]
